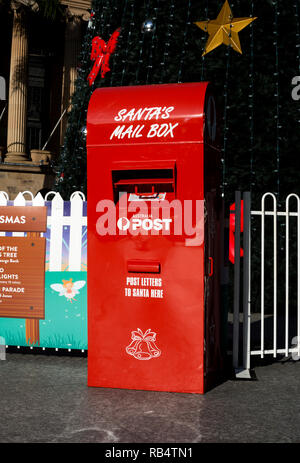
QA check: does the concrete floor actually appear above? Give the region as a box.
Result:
[0,353,299,443]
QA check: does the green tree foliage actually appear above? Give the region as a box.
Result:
[54,0,300,206]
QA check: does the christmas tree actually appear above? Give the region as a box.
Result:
[54,0,300,207]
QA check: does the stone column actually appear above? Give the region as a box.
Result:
[6,4,29,162]
[60,13,82,144]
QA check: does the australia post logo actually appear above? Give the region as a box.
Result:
[95,193,204,245]
[117,216,172,232]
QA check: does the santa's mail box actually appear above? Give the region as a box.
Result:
[87,82,223,393]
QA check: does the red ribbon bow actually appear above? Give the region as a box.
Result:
[87,28,121,85]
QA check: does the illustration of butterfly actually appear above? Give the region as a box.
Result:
[50,279,86,303]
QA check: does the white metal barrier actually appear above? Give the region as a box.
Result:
[233,192,300,377]
[0,191,87,272]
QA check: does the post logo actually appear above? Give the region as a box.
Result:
[117,217,172,232]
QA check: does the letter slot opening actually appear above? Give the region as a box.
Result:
[112,167,176,204]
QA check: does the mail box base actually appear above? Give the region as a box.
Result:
[87,381,204,394]
[88,362,205,394]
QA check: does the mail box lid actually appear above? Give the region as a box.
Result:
[87,82,216,147]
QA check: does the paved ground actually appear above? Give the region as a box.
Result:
[0,353,299,443]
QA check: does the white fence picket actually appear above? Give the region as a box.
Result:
[68,192,85,271]
[32,192,45,206]
[48,193,64,271]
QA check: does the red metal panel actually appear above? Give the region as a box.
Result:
[87,82,208,147]
[87,82,220,394]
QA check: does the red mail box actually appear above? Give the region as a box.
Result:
[87,82,223,393]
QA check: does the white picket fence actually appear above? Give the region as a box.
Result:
[0,190,87,272]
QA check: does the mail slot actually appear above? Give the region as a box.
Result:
[112,164,176,203]
[87,82,224,393]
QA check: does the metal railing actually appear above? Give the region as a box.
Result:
[233,192,300,377]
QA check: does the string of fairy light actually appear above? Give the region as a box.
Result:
[135,0,151,85]
[106,3,120,85]
[103,0,117,86]
[82,0,260,200]
[104,0,114,39]
[200,0,209,81]
[159,0,175,83]
[249,0,255,191]
[177,0,191,83]
[146,0,160,84]
[109,0,128,87]
[222,44,231,197]
[220,0,238,197]
[273,0,281,199]
[120,0,135,86]
[97,0,109,42]
[295,0,300,127]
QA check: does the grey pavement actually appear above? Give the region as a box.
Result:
[0,353,299,443]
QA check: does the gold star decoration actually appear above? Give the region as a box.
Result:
[194,0,257,56]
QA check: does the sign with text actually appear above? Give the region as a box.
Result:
[0,206,47,232]
[0,237,45,319]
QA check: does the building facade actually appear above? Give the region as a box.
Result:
[0,0,91,197]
